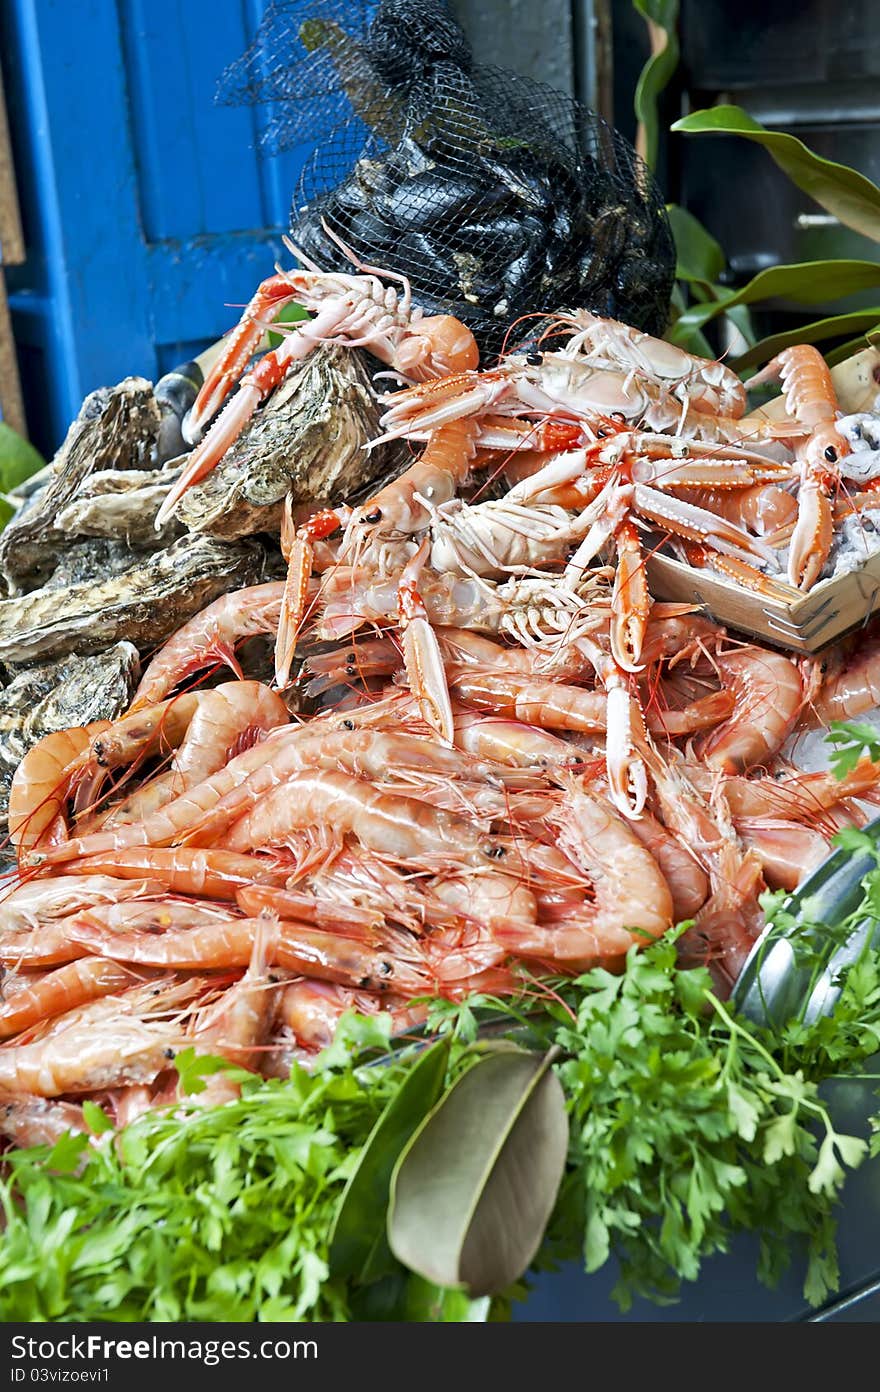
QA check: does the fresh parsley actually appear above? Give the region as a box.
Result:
[0,1014,409,1322]
[826,720,880,779]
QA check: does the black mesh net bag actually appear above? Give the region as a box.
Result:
[219,0,675,357]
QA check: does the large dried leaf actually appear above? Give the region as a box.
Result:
[387,1047,568,1297]
[329,1038,450,1282]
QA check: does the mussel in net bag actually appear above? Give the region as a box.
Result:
[218,0,675,354]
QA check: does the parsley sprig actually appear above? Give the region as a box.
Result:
[825,719,880,779]
[0,1015,407,1322]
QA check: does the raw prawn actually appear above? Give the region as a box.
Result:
[733,817,832,891]
[749,345,851,589]
[278,979,427,1050]
[65,915,429,995]
[701,646,804,772]
[491,784,673,969]
[8,722,111,854]
[809,630,880,725]
[130,583,290,709]
[0,874,164,932]
[0,978,197,1097]
[194,912,282,1103]
[164,230,480,520]
[53,848,290,899]
[553,309,748,418]
[0,1097,89,1145]
[0,958,140,1039]
[628,809,708,920]
[223,769,508,866]
[38,725,511,862]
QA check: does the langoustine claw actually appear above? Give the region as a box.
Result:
[749,345,851,589]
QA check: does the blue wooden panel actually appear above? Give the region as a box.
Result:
[2,0,318,453]
[118,0,266,240]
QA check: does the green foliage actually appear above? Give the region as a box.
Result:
[6,915,880,1320]
[632,0,679,172]
[0,1036,410,1322]
[671,103,880,366]
[266,299,310,350]
[666,203,724,286]
[673,259,880,340]
[826,720,880,780]
[528,938,872,1311]
[0,422,45,530]
[672,106,880,245]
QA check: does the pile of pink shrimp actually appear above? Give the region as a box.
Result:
[3,270,880,1140]
[3,567,880,1141]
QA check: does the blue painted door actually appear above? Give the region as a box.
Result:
[2,0,316,454]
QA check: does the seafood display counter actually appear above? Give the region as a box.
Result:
[5,0,880,1326]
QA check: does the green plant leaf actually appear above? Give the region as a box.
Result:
[825,720,880,779]
[328,1037,450,1282]
[387,1046,568,1296]
[733,309,880,370]
[672,105,880,243]
[673,259,880,338]
[266,300,310,350]
[667,203,724,285]
[403,1274,491,1322]
[825,328,880,368]
[633,1,680,172]
[81,1101,113,1136]
[0,423,45,531]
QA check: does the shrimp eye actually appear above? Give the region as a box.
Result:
[824,446,838,462]
[346,652,356,663]
[342,719,355,730]
[365,508,383,524]
[164,1048,176,1060]
[485,843,507,859]
[526,350,543,365]
[379,960,393,975]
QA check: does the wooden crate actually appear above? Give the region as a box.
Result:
[646,347,880,654]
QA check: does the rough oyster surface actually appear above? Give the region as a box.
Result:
[176,344,387,537]
[0,641,140,826]
[0,535,268,665]
[0,377,161,593]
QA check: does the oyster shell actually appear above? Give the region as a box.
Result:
[54,467,184,546]
[176,344,388,537]
[1,376,161,593]
[0,641,140,825]
[0,535,269,665]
